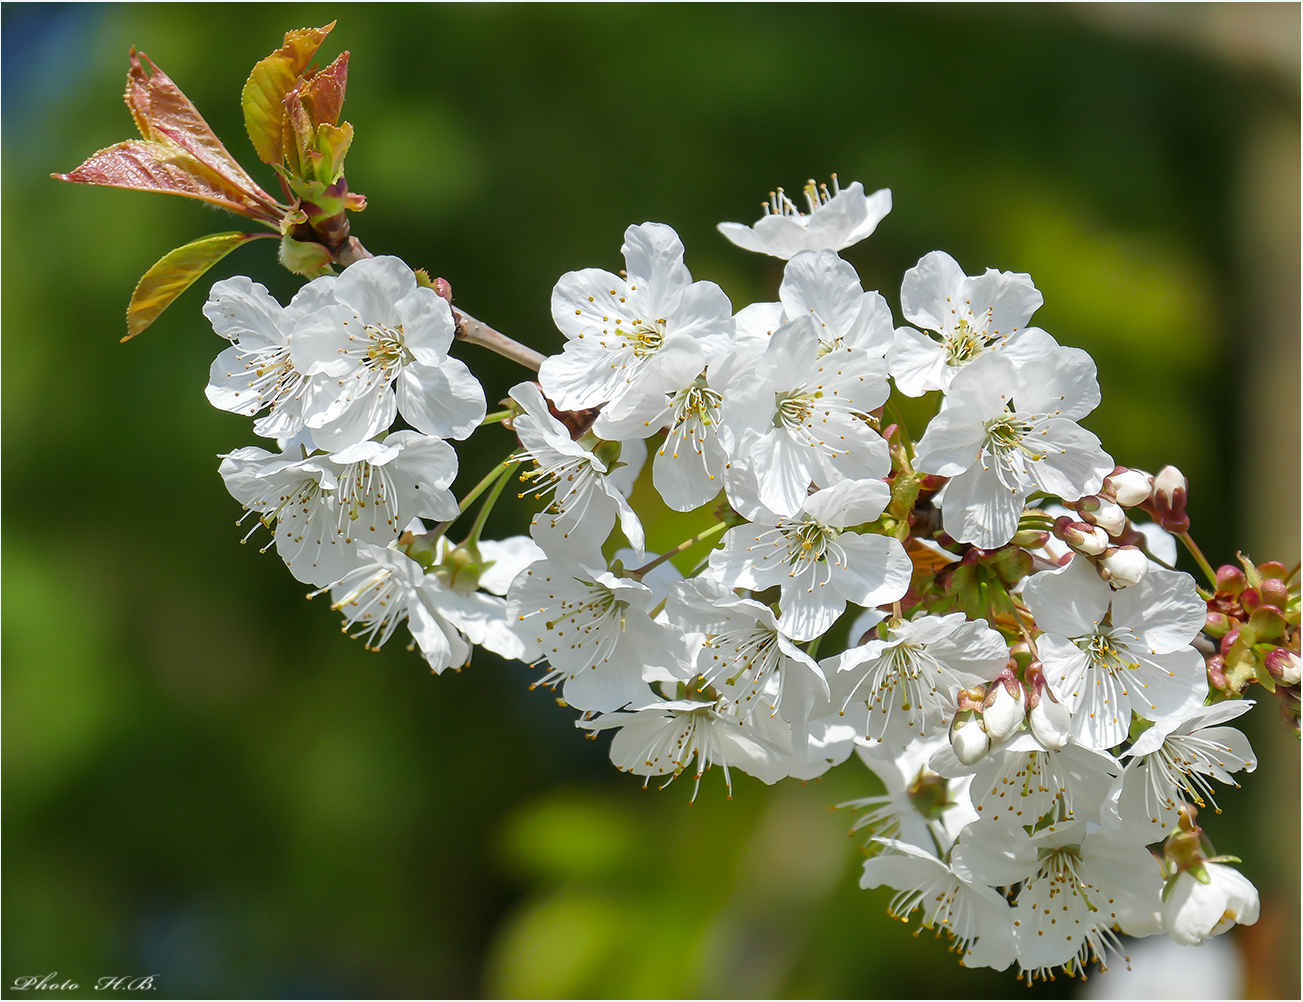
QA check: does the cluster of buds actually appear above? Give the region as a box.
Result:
[1052,465,1159,587]
[1202,556,1300,726]
[947,659,1069,765]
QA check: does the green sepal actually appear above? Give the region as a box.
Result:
[278,233,334,277]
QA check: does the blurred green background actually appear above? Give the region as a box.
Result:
[3,3,1299,998]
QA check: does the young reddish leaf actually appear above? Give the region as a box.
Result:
[54,140,279,222]
[123,49,276,205]
[125,232,272,340]
[300,51,349,128]
[241,22,336,165]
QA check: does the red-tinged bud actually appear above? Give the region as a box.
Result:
[1219,629,1240,657]
[1054,516,1109,556]
[1203,611,1235,639]
[918,474,949,494]
[1216,565,1247,597]
[956,686,987,711]
[1240,587,1261,613]
[1257,561,1289,580]
[1100,545,1149,588]
[1260,578,1289,609]
[1102,467,1154,507]
[434,277,453,303]
[1148,465,1190,533]
[1265,648,1301,686]
[1206,654,1230,692]
[1080,497,1127,537]
[1011,529,1050,548]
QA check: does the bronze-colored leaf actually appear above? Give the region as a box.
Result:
[123,49,277,206]
[241,23,336,165]
[125,232,269,340]
[54,140,279,222]
[300,51,349,129]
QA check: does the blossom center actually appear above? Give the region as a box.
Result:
[774,389,820,430]
[626,319,666,357]
[943,317,997,366]
[363,322,413,372]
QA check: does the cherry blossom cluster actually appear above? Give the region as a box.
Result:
[201,177,1293,983]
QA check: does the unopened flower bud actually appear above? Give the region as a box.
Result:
[982,667,1026,742]
[1265,648,1301,686]
[1206,654,1230,692]
[1203,611,1235,639]
[1024,661,1070,750]
[1103,467,1153,507]
[1053,516,1109,556]
[1240,587,1261,613]
[1215,564,1247,597]
[1149,465,1190,533]
[1011,528,1050,549]
[1081,497,1127,536]
[1100,545,1149,588]
[434,277,454,303]
[1219,629,1242,657]
[949,709,990,765]
[1260,578,1290,609]
[1257,561,1289,580]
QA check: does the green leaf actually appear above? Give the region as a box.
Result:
[241,23,335,165]
[124,232,264,340]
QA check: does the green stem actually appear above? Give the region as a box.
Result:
[465,462,520,545]
[421,454,520,544]
[1178,532,1219,589]
[885,398,914,459]
[479,408,514,427]
[805,635,823,659]
[632,521,729,578]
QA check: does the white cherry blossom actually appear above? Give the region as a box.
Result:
[507,559,684,712]
[581,692,787,798]
[722,315,891,516]
[859,838,1016,972]
[717,177,891,259]
[930,731,1120,827]
[666,575,826,745]
[326,542,471,674]
[710,478,911,642]
[1162,862,1260,946]
[1112,700,1257,842]
[290,255,486,450]
[827,613,1009,745]
[914,348,1114,548]
[509,381,645,563]
[203,275,339,439]
[952,820,1163,981]
[540,222,733,422]
[888,251,1056,396]
[1023,558,1208,750]
[219,430,459,587]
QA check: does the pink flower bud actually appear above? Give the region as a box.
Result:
[1203,611,1235,639]
[1216,565,1247,597]
[1103,467,1153,507]
[1149,465,1190,533]
[1081,497,1127,537]
[1053,516,1109,556]
[1220,629,1241,657]
[1260,578,1290,610]
[1206,654,1230,692]
[1100,545,1149,588]
[433,277,454,303]
[1266,648,1301,686]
